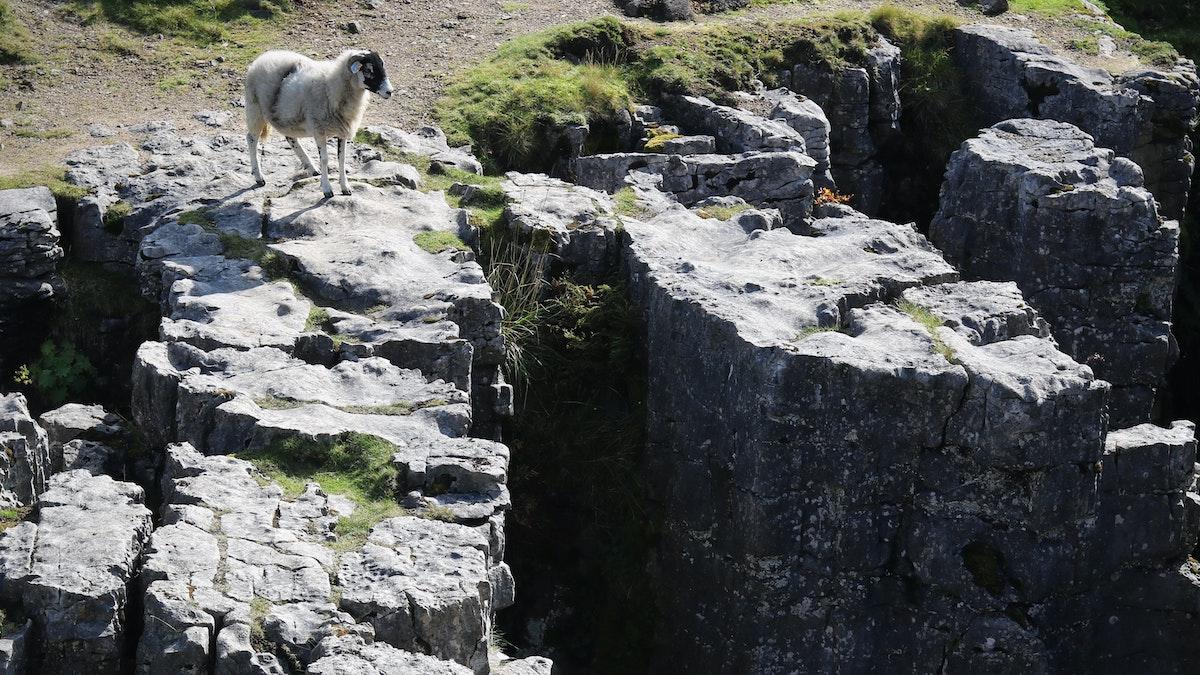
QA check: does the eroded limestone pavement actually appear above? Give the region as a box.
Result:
[0,19,1198,675]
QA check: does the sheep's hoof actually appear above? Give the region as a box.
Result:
[254,177,266,187]
[341,187,352,196]
[322,190,334,199]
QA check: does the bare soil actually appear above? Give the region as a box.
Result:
[0,0,1145,177]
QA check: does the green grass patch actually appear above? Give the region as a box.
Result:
[305,306,332,332]
[0,0,34,64]
[696,202,751,220]
[103,200,132,234]
[1008,0,1092,14]
[642,129,681,152]
[0,166,90,202]
[501,0,529,12]
[435,16,877,171]
[0,507,30,532]
[414,231,469,254]
[68,0,295,43]
[186,208,289,278]
[899,299,957,362]
[236,432,405,553]
[613,187,649,219]
[99,30,141,56]
[12,128,74,140]
[340,399,449,416]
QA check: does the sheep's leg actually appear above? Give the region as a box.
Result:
[247,134,265,186]
[337,138,351,196]
[316,136,334,198]
[286,137,318,176]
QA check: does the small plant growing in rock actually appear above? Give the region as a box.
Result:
[21,340,97,407]
[613,187,649,218]
[421,504,457,522]
[103,200,132,234]
[898,300,957,363]
[696,202,751,220]
[814,187,853,206]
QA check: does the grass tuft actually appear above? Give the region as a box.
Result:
[69,0,295,43]
[899,299,957,362]
[613,187,649,219]
[435,16,877,172]
[414,231,469,254]
[236,432,405,553]
[696,202,751,220]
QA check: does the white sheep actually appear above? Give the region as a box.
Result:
[244,49,393,198]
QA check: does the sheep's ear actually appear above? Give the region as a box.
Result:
[350,61,362,74]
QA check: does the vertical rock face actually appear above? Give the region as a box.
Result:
[781,37,901,214]
[952,24,1200,220]
[0,394,51,507]
[621,201,1118,672]
[0,187,63,357]
[930,118,1178,425]
[0,470,152,674]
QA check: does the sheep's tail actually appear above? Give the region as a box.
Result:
[244,83,270,141]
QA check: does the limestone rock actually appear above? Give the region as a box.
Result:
[39,403,127,473]
[0,394,50,507]
[953,23,1200,219]
[359,125,483,174]
[930,118,1178,425]
[668,95,808,154]
[0,187,62,350]
[0,471,151,674]
[337,516,500,674]
[307,634,473,675]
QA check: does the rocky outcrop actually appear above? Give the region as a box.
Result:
[0,470,152,673]
[139,443,505,674]
[573,150,816,227]
[49,123,526,672]
[39,403,129,475]
[761,87,835,187]
[0,187,62,355]
[953,23,1200,220]
[780,37,901,214]
[0,394,50,507]
[931,118,1178,425]
[667,95,809,155]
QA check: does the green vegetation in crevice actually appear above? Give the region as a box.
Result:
[870,6,977,227]
[0,0,33,64]
[9,261,158,414]
[434,15,878,172]
[235,433,407,553]
[103,200,132,234]
[612,187,649,219]
[0,507,31,533]
[899,299,957,362]
[180,207,290,279]
[484,229,655,671]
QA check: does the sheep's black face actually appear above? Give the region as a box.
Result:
[352,51,393,99]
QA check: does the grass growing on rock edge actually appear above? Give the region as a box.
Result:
[869,5,978,226]
[0,167,91,203]
[480,224,656,671]
[414,231,469,254]
[899,299,957,362]
[434,16,878,172]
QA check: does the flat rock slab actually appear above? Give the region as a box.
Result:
[0,471,151,674]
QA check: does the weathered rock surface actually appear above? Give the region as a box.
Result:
[953,23,1200,219]
[0,187,62,353]
[359,125,483,175]
[39,403,128,474]
[573,150,816,226]
[931,118,1178,425]
[0,394,50,507]
[0,470,151,674]
[55,123,527,673]
[761,87,835,187]
[781,36,901,214]
[338,516,510,673]
[668,95,808,155]
[557,160,1199,671]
